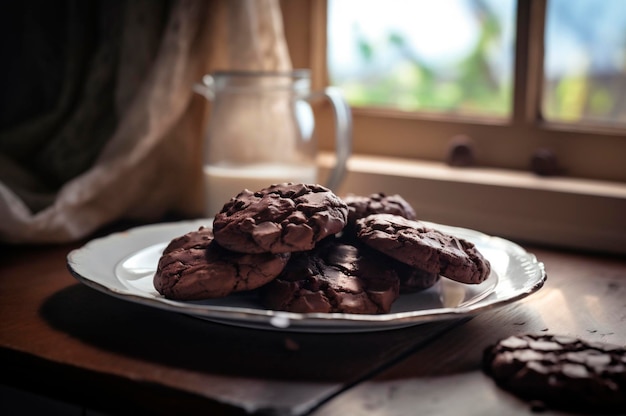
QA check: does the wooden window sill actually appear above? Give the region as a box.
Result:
[319,152,626,255]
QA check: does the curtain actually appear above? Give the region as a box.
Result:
[0,0,292,243]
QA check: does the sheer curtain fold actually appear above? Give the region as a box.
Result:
[0,0,292,243]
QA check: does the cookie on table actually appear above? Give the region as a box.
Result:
[355,214,491,284]
[483,333,626,413]
[343,192,416,228]
[154,228,290,300]
[261,238,400,314]
[213,183,348,254]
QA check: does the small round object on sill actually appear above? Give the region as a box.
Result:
[446,134,476,167]
[530,148,562,176]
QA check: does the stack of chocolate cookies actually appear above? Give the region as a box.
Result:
[154,183,491,314]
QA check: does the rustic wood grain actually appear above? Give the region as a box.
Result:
[0,241,459,416]
[3,239,624,416]
[311,247,626,416]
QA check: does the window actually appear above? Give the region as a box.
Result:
[282,0,626,183]
[327,0,517,119]
[543,0,626,126]
[281,0,626,254]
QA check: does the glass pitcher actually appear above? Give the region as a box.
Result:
[194,70,352,217]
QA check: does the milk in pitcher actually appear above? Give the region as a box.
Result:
[203,164,317,217]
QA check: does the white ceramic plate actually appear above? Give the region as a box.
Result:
[67,219,546,332]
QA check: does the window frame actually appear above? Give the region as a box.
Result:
[282,0,626,183]
[280,0,626,255]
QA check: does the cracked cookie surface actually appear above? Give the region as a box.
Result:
[483,333,626,413]
[213,183,348,254]
[355,214,491,284]
[154,227,290,300]
[344,192,416,228]
[162,226,213,254]
[260,238,400,314]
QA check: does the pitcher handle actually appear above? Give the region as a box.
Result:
[316,87,352,191]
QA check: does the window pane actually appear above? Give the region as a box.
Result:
[543,0,626,126]
[327,0,517,118]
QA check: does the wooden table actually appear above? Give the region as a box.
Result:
[1,225,625,416]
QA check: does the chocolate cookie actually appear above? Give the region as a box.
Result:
[261,239,400,314]
[154,228,290,300]
[483,334,626,413]
[344,192,416,227]
[162,226,213,254]
[337,234,439,294]
[213,183,348,254]
[355,214,491,284]
[394,262,440,293]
